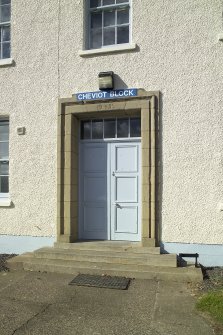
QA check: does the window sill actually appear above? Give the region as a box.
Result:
[79,43,137,57]
[0,58,14,67]
[0,198,11,207]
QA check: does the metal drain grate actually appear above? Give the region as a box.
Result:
[69,274,131,290]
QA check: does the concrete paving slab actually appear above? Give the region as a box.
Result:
[1,271,75,304]
[150,321,214,335]
[0,270,214,335]
[0,299,44,335]
[153,294,196,324]
[13,301,161,335]
[0,271,26,291]
[157,279,190,295]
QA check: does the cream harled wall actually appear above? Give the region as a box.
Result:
[0,1,59,237]
[0,0,222,245]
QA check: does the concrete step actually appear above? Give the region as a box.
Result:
[22,258,202,283]
[22,257,176,273]
[6,253,34,270]
[54,242,160,254]
[34,247,177,267]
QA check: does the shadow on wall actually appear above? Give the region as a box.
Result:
[113,74,128,89]
[0,202,15,209]
[156,92,163,246]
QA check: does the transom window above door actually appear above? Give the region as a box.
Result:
[89,0,130,49]
[81,117,141,140]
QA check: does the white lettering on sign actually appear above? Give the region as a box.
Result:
[110,89,135,98]
[75,89,137,101]
[77,91,107,100]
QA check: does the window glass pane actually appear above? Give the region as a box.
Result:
[116,0,129,3]
[0,161,9,175]
[103,0,115,5]
[130,118,141,137]
[104,10,115,27]
[117,8,129,24]
[117,25,129,44]
[0,142,8,159]
[0,123,9,141]
[92,120,103,139]
[104,119,116,138]
[2,26,10,41]
[2,42,10,58]
[117,118,129,138]
[104,27,115,46]
[81,121,91,139]
[90,0,101,8]
[91,29,102,48]
[0,176,9,193]
[91,12,102,29]
[1,1,11,5]
[0,4,10,23]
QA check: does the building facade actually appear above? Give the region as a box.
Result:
[0,0,223,265]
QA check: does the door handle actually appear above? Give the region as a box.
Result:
[112,171,115,176]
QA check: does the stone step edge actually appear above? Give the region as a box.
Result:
[36,246,161,255]
[7,254,177,270]
[34,248,176,260]
[23,262,203,283]
[32,253,177,267]
[21,257,178,270]
[54,243,160,253]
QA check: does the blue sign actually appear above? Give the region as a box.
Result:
[75,89,137,101]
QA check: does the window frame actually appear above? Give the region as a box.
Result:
[0,119,9,198]
[0,0,11,60]
[88,0,132,50]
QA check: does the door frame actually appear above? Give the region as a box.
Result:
[57,90,159,247]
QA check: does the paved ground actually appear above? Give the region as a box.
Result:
[0,270,214,335]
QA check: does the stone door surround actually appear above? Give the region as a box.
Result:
[57,89,159,247]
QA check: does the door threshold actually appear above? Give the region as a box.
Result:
[75,240,142,245]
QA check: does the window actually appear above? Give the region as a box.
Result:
[0,119,9,196]
[0,0,11,59]
[89,0,130,49]
[81,117,141,139]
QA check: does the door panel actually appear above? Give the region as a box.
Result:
[84,176,106,202]
[115,146,138,172]
[116,177,137,202]
[80,143,107,240]
[83,146,107,172]
[116,206,138,234]
[83,205,107,232]
[111,143,141,241]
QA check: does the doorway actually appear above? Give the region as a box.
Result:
[57,92,158,246]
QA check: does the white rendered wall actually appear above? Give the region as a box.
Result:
[0,0,222,247]
[0,1,59,237]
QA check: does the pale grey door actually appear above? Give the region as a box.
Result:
[79,141,141,241]
[110,142,141,241]
[79,143,108,240]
